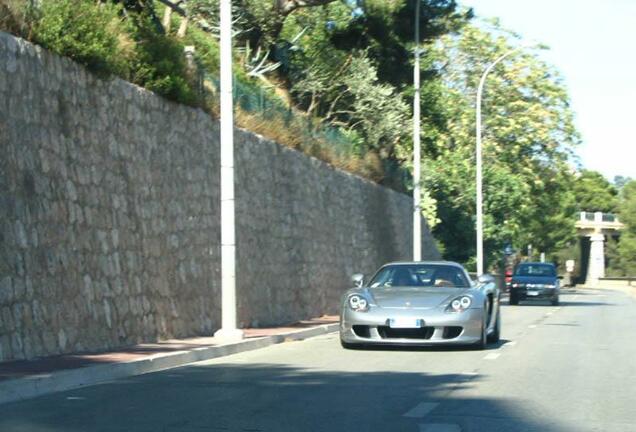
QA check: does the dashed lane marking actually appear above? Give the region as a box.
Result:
[403,402,439,418]
[483,353,500,360]
[529,325,537,328]
[419,423,462,432]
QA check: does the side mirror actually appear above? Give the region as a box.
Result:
[477,274,495,284]
[557,275,564,279]
[351,273,364,288]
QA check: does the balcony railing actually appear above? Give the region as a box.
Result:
[577,212,622,227]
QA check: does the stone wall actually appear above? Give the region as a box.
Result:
[0,31,439,362]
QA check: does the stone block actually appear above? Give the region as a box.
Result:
[0,277,13,304]
[1,307,14,332]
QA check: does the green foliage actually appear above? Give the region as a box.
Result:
[572,170,618,213]
[129,14,198,105]
[32,0,129,77]
[618,181,636,229]
[421,23,580,267]
[182,24,220,74]
[613,175,633,191]
[616,232,636,276]
[605,181,636,276]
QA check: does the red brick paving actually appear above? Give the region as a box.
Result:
[0,315,339,382]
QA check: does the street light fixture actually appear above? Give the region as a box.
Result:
[475,44,530,276]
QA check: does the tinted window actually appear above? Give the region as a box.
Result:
[369,264,470,288]
[515,264,556,277]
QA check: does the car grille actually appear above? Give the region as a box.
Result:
[377,326,434,340]
[351,325,464,340]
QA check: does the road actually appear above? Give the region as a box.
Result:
[1,286,635,432]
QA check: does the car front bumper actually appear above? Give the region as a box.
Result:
[340,307,484,346]
[511,287,557,300]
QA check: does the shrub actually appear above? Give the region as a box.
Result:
[32,0,129,77]
[129,13,198,106]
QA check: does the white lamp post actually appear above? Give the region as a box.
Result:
[413,0,422,261]
[475,47,521,276]
[215,0,243,341]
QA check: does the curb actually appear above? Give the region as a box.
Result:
[0,323,339,405]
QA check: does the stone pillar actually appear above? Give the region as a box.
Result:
[586,233,605,285]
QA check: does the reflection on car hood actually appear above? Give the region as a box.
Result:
[367,287,469,309]
[511,276,557,285]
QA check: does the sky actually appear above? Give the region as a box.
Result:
[460,0,636,181]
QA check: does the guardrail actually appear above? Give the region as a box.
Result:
[598,277,636,287]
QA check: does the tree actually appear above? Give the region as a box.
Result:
[572,170,618,213]
[614,181,636,275]
[419,23,580,269]
[613,175,632,191]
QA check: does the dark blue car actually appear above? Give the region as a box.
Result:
[509,262,560,305]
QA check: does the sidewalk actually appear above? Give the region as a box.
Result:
[577,283,636,299]
[0,315,339,405]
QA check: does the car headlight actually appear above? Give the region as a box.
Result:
[348,294,369,312]
[511,283,520,288]
[544,284,556,289]
[447,295,472,312]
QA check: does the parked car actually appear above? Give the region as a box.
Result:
[339,261,501,350]
[509,262,560,305]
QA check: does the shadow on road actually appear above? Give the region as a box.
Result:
[0,362,570,432]
[348,338,512,352]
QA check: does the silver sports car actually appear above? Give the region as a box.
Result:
[340,261,501,349]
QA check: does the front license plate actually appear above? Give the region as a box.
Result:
[527,290,539,296]
[389,318,422,328]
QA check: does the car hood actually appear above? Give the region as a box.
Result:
[511,276,557,285]
[367,287,470,309]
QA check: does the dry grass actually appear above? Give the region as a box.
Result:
[233,107,386,183]
[0,0,31,37]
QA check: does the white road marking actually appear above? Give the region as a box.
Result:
[419,423,462,432]
[483,353,500,360]
[529,325,537,328]
[66,397,85,400]
[546,312,553,316]
[460,371,479,376]
[403,402,439,418]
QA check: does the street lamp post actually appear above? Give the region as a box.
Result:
[413,0,422,262]
[475,47,520,276]
[215,0,243,341]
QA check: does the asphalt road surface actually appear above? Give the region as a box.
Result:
[1,286,635,432]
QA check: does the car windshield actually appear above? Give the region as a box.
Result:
[368,264,470,288]
[515,264,556,277]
